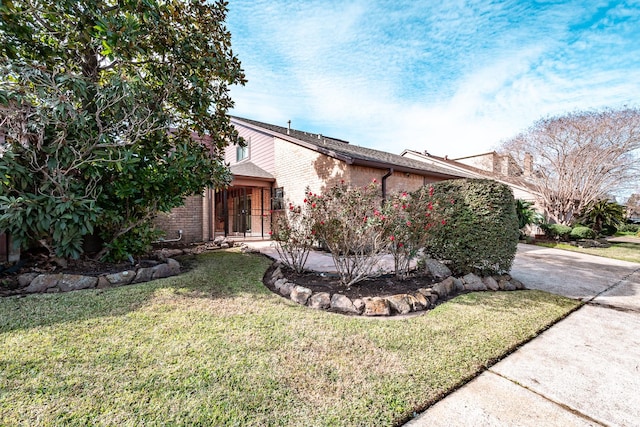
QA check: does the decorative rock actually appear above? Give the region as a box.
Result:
[413,292,429,310]
[213,236,225,245]
[352,298,365,314]
[331,294,359,314]
[482,276,499,291]
[453,277,465,293]
[151,263,173,280]
[423,258,452,279]
[502,280,516,291]
[363,297,391,316]
[463,273,486,291]
[428,293,439,304]
[432,277,455,298]
[386,294,412,315]
[97,276,111,289]
[58,274,98,292]
[133,267,154,284]
[279,282,295,297]
[106,270,136,286]
[25,274,61,293]
[167,258,180,275]
[417,288,433,297]
[308,292,331,309]
[511,278,526,290]
[290,285,312,305]
[18,273,39,288]
[270,267,283,283]
[220,243,230,249]
[274,278,288,291]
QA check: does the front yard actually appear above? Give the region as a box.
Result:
[1,250,579,426]
[536,239,640,263]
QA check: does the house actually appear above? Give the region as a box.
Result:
[401,150,541,203]
[155,117,471,243]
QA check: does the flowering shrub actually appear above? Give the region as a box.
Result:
[305,181,389,287]
[384,186,450,279]
[271,203,315,273]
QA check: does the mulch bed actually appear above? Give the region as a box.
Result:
[271,266,440,300]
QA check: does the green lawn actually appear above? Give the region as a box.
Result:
[536,241,640,263]
[1,250,580,426]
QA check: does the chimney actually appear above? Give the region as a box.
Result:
[523,152,533,177]
[287,120,291,135]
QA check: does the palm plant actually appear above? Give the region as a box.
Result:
[576,200,625,234]
[515,199,543,230]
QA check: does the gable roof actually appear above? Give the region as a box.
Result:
[229,161,274,181]
[231,117,472,180]
[402,149,540,196]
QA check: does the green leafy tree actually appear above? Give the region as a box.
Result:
[576,200,625,235]
[0,0,245,260]
[515,199,543,233]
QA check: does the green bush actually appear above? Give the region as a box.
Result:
[425,179,519,276]
[541,223,572,241]
[570,226,596,240]
[619,223,639,233]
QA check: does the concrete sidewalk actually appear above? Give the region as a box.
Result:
[406,244,640,426]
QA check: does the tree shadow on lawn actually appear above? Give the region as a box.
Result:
[0,251,274,334]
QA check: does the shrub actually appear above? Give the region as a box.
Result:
[570,226,596,240]
[619,223,639,233]
[271,202,314,273]
[306,181,390,287]
[425,179,519,276]
[541,223,572,241]
[383,186,449,279]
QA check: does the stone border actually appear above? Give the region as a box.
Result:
[14,258,181,295]
[264,261,526,317]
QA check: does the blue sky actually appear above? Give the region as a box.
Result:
[226,0,640,158]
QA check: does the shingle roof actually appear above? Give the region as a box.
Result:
[231,117,472,179]
[229,161,274,180]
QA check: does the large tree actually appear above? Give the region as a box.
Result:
[0,0,245,260]
[500,108,640,225]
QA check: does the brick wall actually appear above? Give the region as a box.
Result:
[154,194,204,243]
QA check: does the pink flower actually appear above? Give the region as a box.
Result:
[372,178,377,183]
[401,192,407,197]
[441,219,446,225]
[268,231,273,235]
[402,204,407,210]
[304,198,307,203]
[406,221,411,226]
[312,203,316,208]
[309,191,313,196]
[428,202,433,210]
[389,235,395,241]
[398,242,404,247]
[429,186,434,196]
[320,221,325,225]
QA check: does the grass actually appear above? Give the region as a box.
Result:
[1,250,580,426]
[536,240,640,263]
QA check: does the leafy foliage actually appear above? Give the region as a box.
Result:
[305,181,390,287]
[270,202,315,273]
[541,224,572,241]
[426,179,519,276]
[383,186,450,279]
[515,199,543,230]
[0,0,245,260]
[570,226,596,240]
[576,200,625,235]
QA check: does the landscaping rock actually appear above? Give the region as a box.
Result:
[363,297,391,316]
[274,278,288,291]
[151,263,173,280]
[97,276,111,289]
[58,274,97,292]
[167,258,180,275]
[270,267,283,283]
[133,267,154,284]
[290,285,312,305]
[352,298,365,314]
[279,282,295,297]
[463,273,486,291]
[412,292,429,310]
[482,276,499,291]
[386,294,412,315]
[433,277,455,298]
[453,277,465,293]
[511,278,526,290]
[25,274,61,293]
[18,273,39,288]
[331,294,359,314]
[106,270,135,286]
[417,287,433,297]
[308,292,331,309]
[423,258,452,279]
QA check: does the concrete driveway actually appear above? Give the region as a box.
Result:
[407,243,640,427]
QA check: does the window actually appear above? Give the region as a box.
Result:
[271,187,284,210]
[236,144,248,162]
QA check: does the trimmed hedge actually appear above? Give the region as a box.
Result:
[542,223,572,241]
[570,226,596,240]
[426,179,519,276]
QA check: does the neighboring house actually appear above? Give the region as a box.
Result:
[155,117,470,243]
[401,150,541,203]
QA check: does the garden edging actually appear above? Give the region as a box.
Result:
[264,261,526,317]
